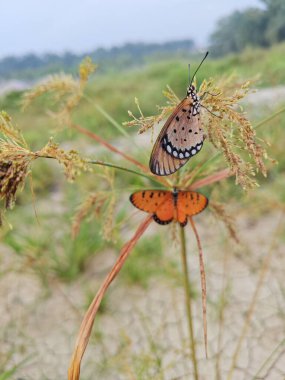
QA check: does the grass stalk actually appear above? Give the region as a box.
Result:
[189,218,208,358]
[179,226,199,380]
[215,240,229,380]
[68,215,153,380]
[71,122,147,171]
[253,339,285,379]
[88,159,172,187]
[189,168,231,190]
[88,160,153,181]
[255,105,285,129]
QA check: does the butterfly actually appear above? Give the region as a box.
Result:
[130,189,208,227]
[149,52,208,176]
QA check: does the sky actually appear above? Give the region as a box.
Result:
[0,0,263,58]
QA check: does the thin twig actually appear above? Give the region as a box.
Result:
[215,238,230,380]
[179,226,199,380]
[189,217,208,358]
[68,215,153,380]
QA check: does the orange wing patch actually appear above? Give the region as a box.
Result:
[130,190,208,227]
[177,191,208,226]
[130,190,174,224]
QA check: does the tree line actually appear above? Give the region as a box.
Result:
[210,0,285,56]
[0,40,195,80]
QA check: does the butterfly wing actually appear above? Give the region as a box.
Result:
[176,191,208,226]
[149,97,204,176]
[130,190,174,225]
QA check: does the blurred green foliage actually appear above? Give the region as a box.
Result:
[210,0,285,56]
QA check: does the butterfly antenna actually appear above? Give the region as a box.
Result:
[201,104,222,119]
[188,63,191,86]
[190,51,209,84]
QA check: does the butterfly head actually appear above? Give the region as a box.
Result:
[186,84,196,98]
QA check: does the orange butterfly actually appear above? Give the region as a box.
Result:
[149,52,208,176]
[130,189,208,227]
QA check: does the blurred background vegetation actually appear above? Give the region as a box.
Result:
[0,0,284,379]
[1,0,285,81]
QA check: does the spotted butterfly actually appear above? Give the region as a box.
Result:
[149,53,208,176]
[130,189,208,227]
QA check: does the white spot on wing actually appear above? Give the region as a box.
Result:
[173,150,178,157]
[166,145,172,154]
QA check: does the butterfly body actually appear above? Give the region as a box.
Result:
[130,189,208,227]
[149,85,204,176]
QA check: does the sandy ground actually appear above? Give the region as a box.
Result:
[0,206,284,380]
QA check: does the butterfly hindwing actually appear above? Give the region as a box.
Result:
[154,196,174,224]
[149,95,204,176]
[150,143,187,177]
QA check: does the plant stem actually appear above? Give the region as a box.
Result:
[88,159,167,186]
[68,216,153,380]
[255,105,285,129]
[252,339,285,379]
[71,122,147,171]
[88,160,151,180]
[179,226,199,380]
[189,168,231,190]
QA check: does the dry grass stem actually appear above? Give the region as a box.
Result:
[68,215,153,380]
[72,123,148,172]
[189,217,208,358]
[189,168,231,190]
[38,139,89,181]
[210,202,239,244]
[71,193,108,239]
[179,226,199,380]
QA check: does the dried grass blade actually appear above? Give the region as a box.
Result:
[189,217,208,358]
[68,215,153,380]
[189,168,231,190]
[72,123,147,172]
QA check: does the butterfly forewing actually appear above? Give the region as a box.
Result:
[149,94,204,176]
[177,191,208,217]
[130,190,174,224]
